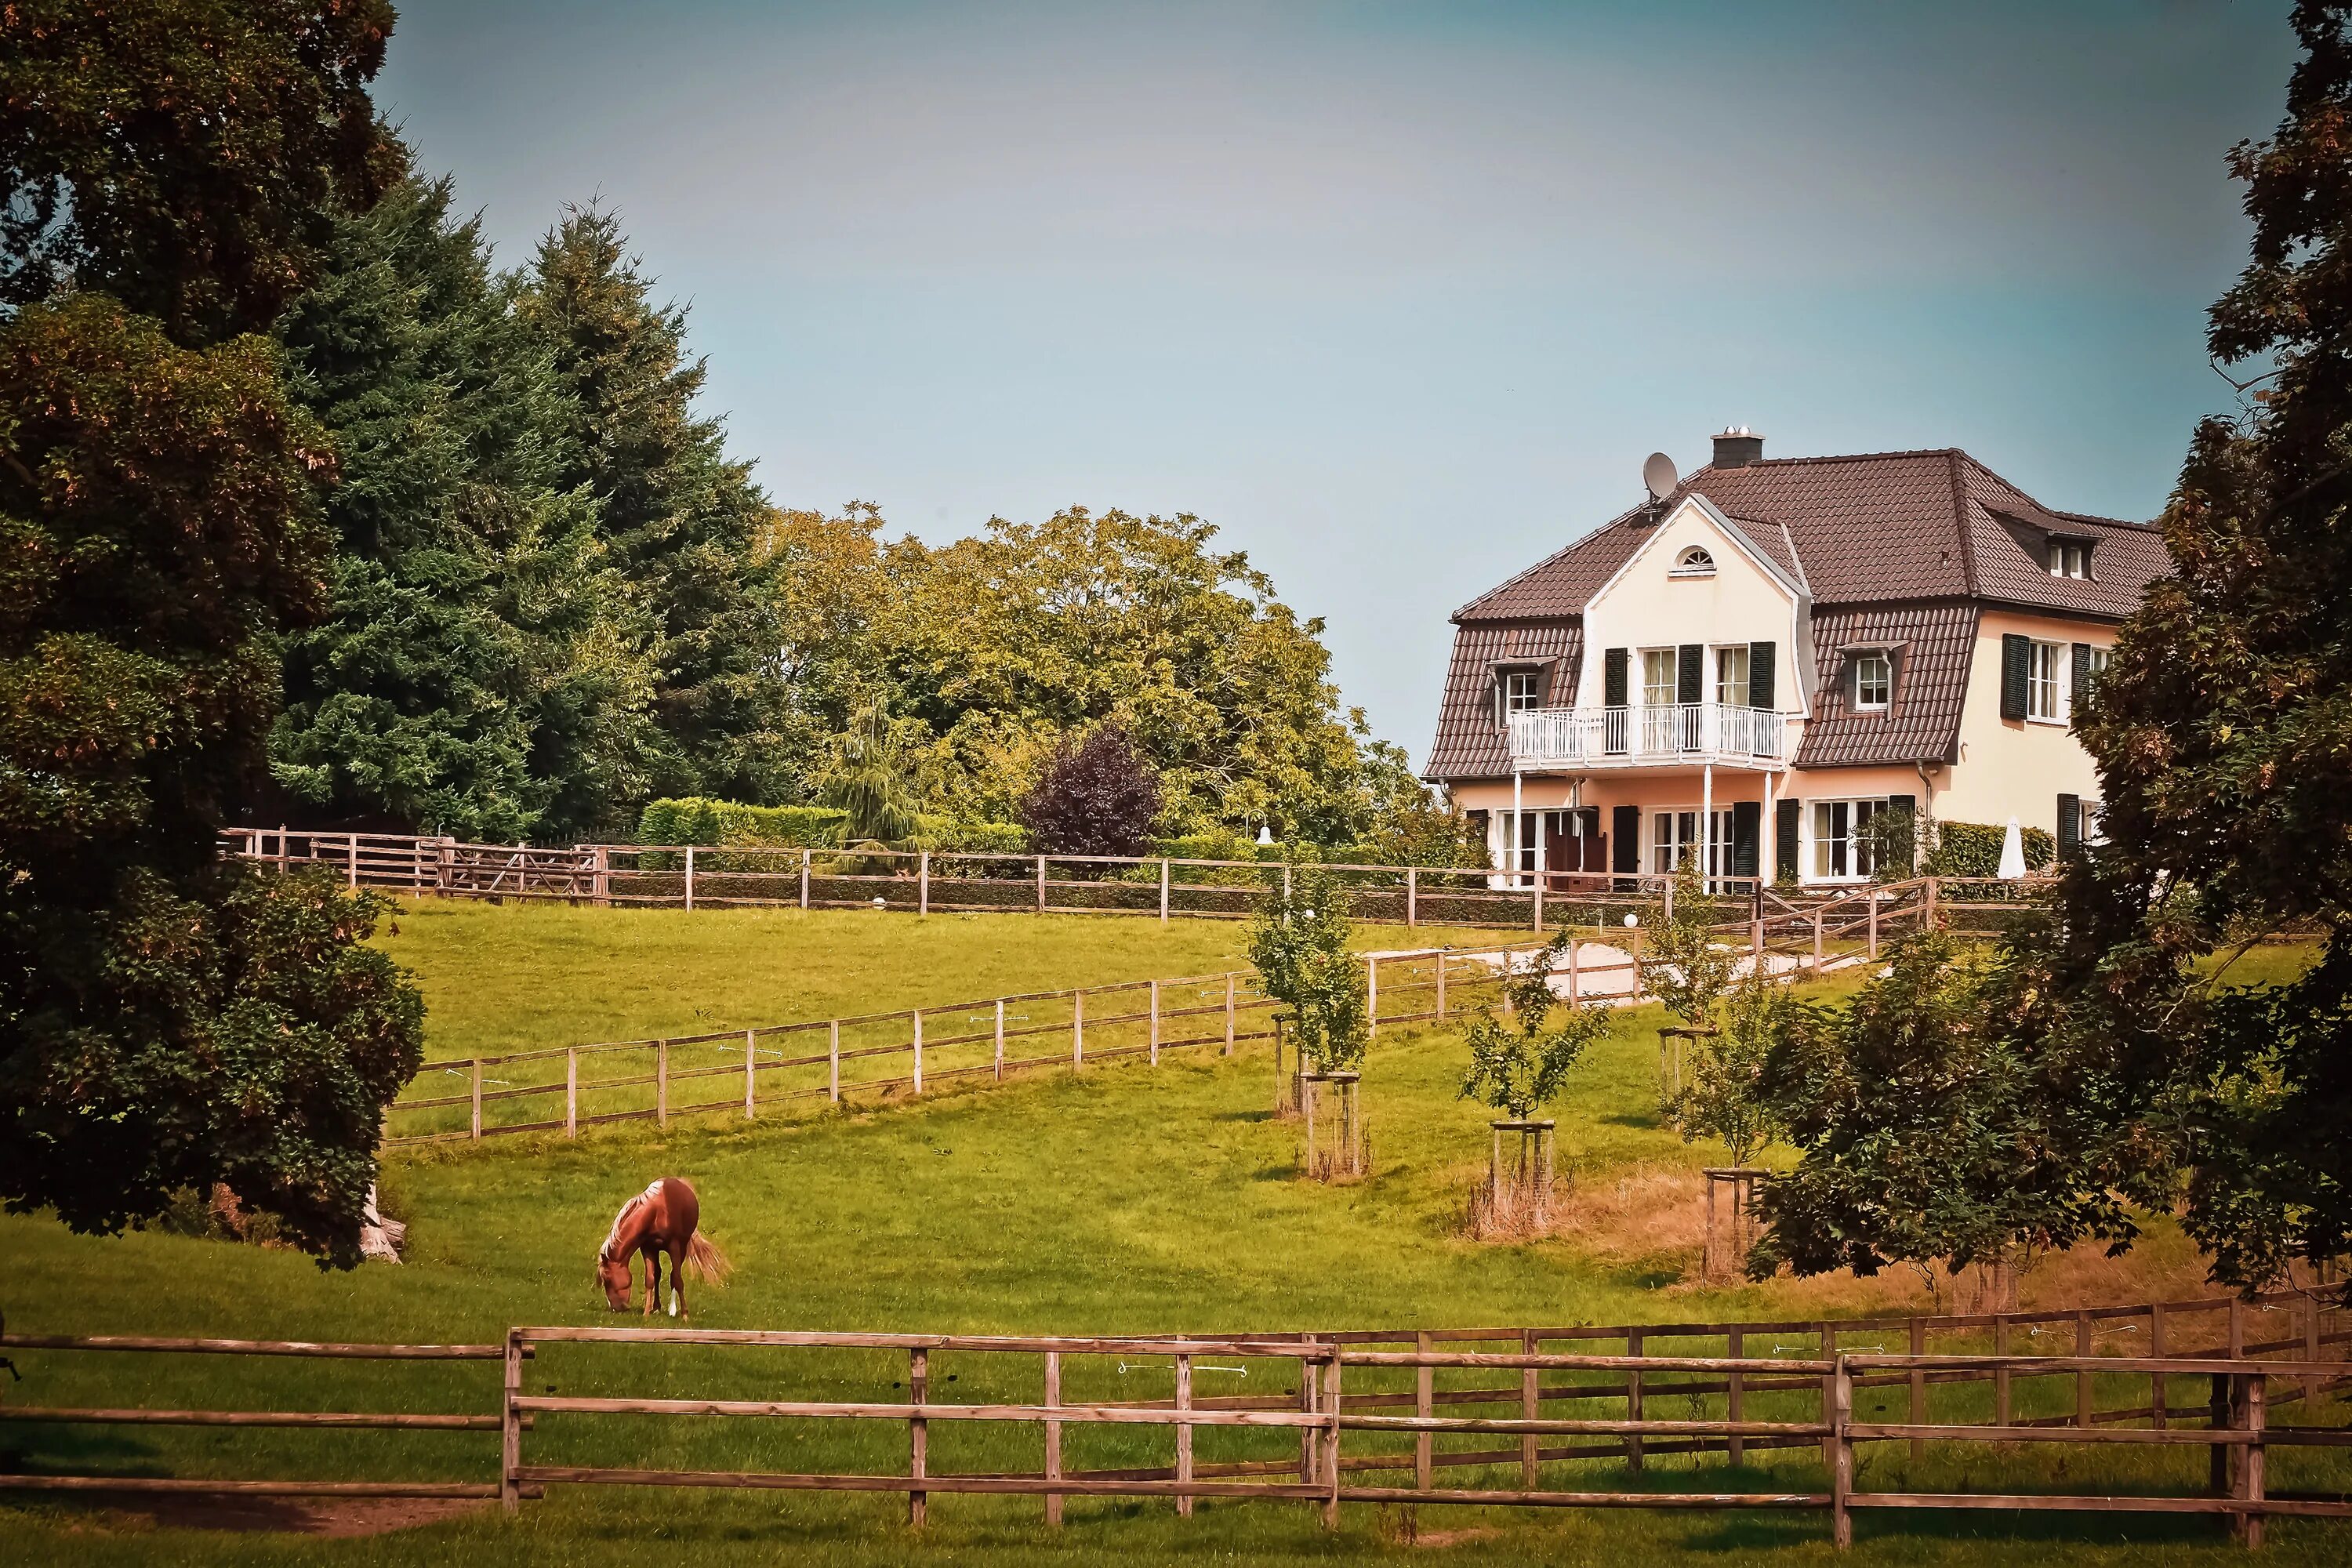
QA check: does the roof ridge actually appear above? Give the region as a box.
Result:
[1714,446,1965,470]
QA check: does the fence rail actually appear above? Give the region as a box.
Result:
[5,1285,2346,1546]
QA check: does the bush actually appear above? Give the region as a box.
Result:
[914,815,1030,855]
[1925,820,2056,877]
[637,799,849,849]
[1020,727,1162,857]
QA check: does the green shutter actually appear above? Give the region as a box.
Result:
[2000,633,2031,720]
[1775,798,1801,883]
[1677,644,1703,704]
[1887,793,1917,873]
[2071,641,2092,720]
[1748,641,1775,710]
[1611,805,1640,874]
[2057,793,2081,858]
[1603,647,1628,706]
[1731,800,1760,878]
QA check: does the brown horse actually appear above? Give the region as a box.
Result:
[597,1177,731,1317]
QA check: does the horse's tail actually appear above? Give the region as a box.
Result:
[684,1231,732,1287]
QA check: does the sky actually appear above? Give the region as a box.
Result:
[376,0,2297,770]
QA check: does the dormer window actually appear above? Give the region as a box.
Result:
[1670,546,1715,578]
[2049,538,2092,579]
[1853,649,1892,710]
[1495,667,1541,725]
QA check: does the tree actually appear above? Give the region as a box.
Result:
[1457,928,1610,1122]
[1019,726,1163,857]
[269,174,649,841]
[818,702,921,848]
[516,204,786,818]
[0,0,405,347]
[2058,0,2352,1286]
[1636,866,1737,1031]
[0,5,423,1265]
[1245,858,1367,1075]
[1661,969,1786,1169]
[1748,927,2147,1289]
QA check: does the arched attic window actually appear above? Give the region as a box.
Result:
[1670,545,1716,578]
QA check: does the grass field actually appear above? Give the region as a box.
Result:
[2,904,2342,1564]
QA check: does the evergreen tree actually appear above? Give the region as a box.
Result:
[270,176,650,841]
[517,205,786,820]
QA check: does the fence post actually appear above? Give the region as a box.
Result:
[1726,1327,1745,1467]
[1436,952,1446,1018]
[2210,1373,2232,1500]
[1367,955,1378,1039]
[829,1020,840,1104]
[1566,938,1579,1006]
[995,999,1006,1080]
[912,1010,924,1094]
[1072,989,1083,1070]
[800,848,810,910]
[683,845,695,913]
[2305,1291,2321,1408]
[744,1029,757,1119]
[1174,1351,1194,1516]
[1044,1350,1064,1527]
[917,851,930,916]
[1414,1330,1434,1490]
[1298,1345,1318,1491]
[470,1060,483,1142]
[657,1040,669,1127]
[2150,1301,2167,1428]
[1521,1328,1541,1484]
[2230,1295,2247,1358]
[1909,1316,1926,1461]
[1160,858,1171,923]
[347,833,358,889]
[1407,866,1417,927]
[595,844,611,906]
[565,1048,578,1137]
[2074,1308,2092,1428]
[1830,1357,1853,1550]
[1321,1355,1341,1530]
[1036,855,1047,914]
[501,1327,524,1514]
[1868,889,1879,959]
[1283,863,1292,902]
[1224,974,1236,1053]
[1625,1327,1644,1471]
[1818,1322,1836,1468]
[1149,980,1160,1065]
[909,1345,927,1529]
[2241,1370,2267,1548]
[1994,1315,2012,1427]
[1813,907,1824,973]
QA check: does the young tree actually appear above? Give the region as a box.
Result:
[1457,928,1612,1121]
[1246,858,1367,1075]
[1661,969,1786,1169]
[1019,726,1163,857]
[818,702,921,848]
[1636,866,1737,1031]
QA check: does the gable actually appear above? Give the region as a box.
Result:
[1573,495,1809,707]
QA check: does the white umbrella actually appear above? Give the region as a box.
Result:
[1997,817,2027,880]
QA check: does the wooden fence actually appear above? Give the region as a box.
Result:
[7,1286,2347,1545]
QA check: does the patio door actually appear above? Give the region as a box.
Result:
[1651,809,1733,877]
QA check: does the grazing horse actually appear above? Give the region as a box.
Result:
[597,1177,730,1317]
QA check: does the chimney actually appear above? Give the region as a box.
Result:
[1711,426,1764,469]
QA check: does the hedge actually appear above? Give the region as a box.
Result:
[1925,818,2056,877]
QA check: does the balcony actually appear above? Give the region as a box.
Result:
[1506,702,1786,771]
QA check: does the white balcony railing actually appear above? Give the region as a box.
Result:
[1506,702,1784,768]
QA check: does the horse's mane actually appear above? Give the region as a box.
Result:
[599,1179,665,1261]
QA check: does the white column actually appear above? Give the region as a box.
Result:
[1700,764,1714,892]
[1762,769,1777,887]
[1512,770,1524,887]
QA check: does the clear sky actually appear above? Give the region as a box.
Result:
[376,0,2294,770]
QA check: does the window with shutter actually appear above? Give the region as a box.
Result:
[1748,641,1775,710]
[1775,799,1801,884]
[1603,647,1628,707]
[1676,644,1703,705]
[2057,793,2082,858]
[1731,800,1760,877]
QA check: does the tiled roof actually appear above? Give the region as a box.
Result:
[1426,447,2169,782]
[1794,602,1979,768]
[1423,621,1581,782]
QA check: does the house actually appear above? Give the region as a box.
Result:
[1422,430,2168,886]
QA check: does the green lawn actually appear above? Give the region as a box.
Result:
[1,906,2340,1564]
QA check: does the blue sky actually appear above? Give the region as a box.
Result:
[377,1,2293,768]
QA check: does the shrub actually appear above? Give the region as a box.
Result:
[1020,727,1162,857]
[637,799,848,848]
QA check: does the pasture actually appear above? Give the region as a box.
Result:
[0,904,2342,1564]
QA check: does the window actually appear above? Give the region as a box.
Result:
[1810,798,1884,880]
[1853,649,1892,710]
[2084,645,2111,686]
[1671,546,1716,577]
[2027,640,2063,721]
[1496,668,1541,725]
[1641,649,1678,709]
[1653,808,1733,877]
[2050,539,2092,579]
[1715,645,1750,709]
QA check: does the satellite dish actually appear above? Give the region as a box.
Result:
[1643,452,1678,502]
